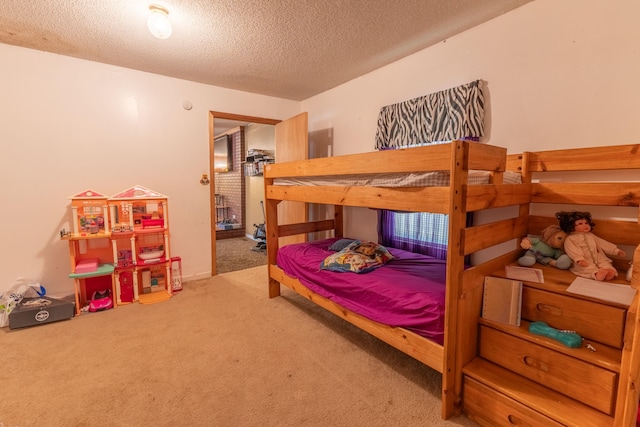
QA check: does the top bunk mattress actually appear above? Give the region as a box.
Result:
[274,170,521,187]
[276,237,448,345]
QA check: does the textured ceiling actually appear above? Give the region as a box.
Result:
[0,0,531,101]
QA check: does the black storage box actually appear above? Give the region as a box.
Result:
[9,297,75,330]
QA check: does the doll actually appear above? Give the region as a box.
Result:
[556,211,626,281]
[518,224,571,269]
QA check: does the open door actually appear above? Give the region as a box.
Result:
[275,112,309,246]
[208,111,280,276]
[208,111,307,276]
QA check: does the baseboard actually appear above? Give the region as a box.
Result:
[183,272,213,282]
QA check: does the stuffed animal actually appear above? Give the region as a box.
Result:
[518,225,572,269]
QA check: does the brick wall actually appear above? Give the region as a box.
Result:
[215,127,246,240]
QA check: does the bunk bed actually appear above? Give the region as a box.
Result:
[264,140,640,425]
[263,140,528,418]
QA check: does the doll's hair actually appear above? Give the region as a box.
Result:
[556,211,595,233]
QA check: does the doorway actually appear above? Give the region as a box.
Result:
[208,111,280,275]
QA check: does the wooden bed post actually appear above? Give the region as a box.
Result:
[265,194,282,298]
[334,205,344,238]
[614,244,640,426]
[442,140,469,418]
[517,151,532,250]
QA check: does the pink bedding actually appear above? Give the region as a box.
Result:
[276,238,447,344]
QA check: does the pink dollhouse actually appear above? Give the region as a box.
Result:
[62,185,173,313]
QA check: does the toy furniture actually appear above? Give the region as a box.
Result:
[62,185,174,314]
[263,141,640,425]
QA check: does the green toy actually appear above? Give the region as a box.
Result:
[529,321,582,348]
[518,224,572,269]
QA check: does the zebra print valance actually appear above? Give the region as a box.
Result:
[374,80,484,150]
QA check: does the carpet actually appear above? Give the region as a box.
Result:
[0,265,477,427]
[216,237,267,274]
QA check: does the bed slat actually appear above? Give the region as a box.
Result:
[463,217,528,255]
[266,185,451,213]
[277,219,336,237]
[466,183,532,211]
[265,144,454,178]
[467,142,507,171]
[528,215,640,248]
[529,144,640,172]
[532,183,640,206]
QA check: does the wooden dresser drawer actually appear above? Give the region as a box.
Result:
[479,325,617,415]
[521,286,626,348]
[464,376,563,427]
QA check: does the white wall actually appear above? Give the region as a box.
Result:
[301,0,640,241]
[0,44,299,296]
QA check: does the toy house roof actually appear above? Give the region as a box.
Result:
[110,185,168,200]
[69,189,108,199]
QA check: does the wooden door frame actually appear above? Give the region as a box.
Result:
[208,111,281,275]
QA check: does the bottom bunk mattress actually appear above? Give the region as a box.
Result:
[276,238,447,344]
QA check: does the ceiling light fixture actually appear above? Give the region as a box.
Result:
[147,4,172,39]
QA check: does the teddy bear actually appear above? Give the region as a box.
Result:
[518,224,572,269]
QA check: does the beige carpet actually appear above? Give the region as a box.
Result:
[216,237,267,274]
[0,266,477,427]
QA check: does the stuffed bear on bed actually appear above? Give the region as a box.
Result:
[518,225,572,270]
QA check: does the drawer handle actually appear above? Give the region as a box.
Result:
[536,303,562,316]
[523,355,550,372]
[507,414,533,426]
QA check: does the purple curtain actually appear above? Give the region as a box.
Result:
[378,210,473,261]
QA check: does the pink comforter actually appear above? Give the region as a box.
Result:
[276,238,447,344]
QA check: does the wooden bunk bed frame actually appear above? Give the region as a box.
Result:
[263,140,527,418]
[263,140,640,424]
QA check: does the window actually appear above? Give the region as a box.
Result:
[378,210,472,261]
[379,210,449,260]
